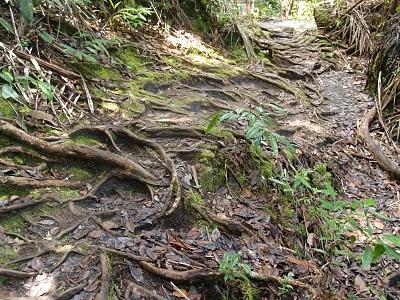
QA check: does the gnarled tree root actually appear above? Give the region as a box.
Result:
[0,120,158,185]
[191,203,249,235]
[0,176,84,189]
[358,107,400,178]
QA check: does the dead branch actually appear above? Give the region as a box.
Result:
[12,49,81,79]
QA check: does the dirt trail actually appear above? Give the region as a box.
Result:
[0,20,399,300]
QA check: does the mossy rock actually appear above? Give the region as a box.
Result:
[121,97,145,118]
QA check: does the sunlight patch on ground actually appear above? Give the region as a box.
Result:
[260,18,316,32]
[24,273,55,298]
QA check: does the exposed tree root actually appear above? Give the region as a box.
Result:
[139,261,219,283]
[142,126,203,138]
[51,283,86,300]
[191,203,248,235]
[125,280,166,300]
[0,176,84,189]
[248,72,309,103]
[0,120,158,185]
[358,107,400,177]
[99,246,154,262]
[0,197,51,215]
[0,268,36,279]
[249,271,318,299]
[182,84,242,102]
[113,128,180,216]
[96,253,111,300]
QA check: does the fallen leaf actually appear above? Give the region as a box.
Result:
[145,248,158,260]
[355,275,368,293]
[29,110,57,126]
[241,187,252,198]
[172,288,189,298]
[30,257,44,273]
[307,233,316,247]
[89,230,103,239]
[102,221,119,230]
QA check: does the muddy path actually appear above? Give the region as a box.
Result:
[0,20,399,300]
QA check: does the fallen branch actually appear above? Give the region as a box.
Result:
[12,48,81,79]
[358,107,400,178]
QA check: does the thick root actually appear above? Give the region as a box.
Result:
[358,107,400,178]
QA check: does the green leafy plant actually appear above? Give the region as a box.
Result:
[219,252,251,282]
[278,272,294,295]
[19,0,34,23]
[206,107,294,156]
[1,69,55,103]
[112,6,152,28]
[0,17,13,33]
[219,252,256,300]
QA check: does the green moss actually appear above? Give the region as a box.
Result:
[212,128,235,144]
[0,97,15,117]
[248,145,274,180]
[67,166,92,181]
[0,186,31,198]
[188,190,204,206]
[116,47,146,71]
[1,152,40,165]
[70,133,103,147]
[121,97,145,117]
[314,163,327,175]
[228,45,247,62]
[68,62,120,80]
[1,214,26,232]
[0,245,19,287]
[0,135,13,146]
[55,187,81,199]
[195,150,225,192]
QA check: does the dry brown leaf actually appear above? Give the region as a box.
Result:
[102,221,119,230]
[241,187,252,198]
[354,275,368,293]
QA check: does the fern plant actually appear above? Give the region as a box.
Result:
[206,107,294,156]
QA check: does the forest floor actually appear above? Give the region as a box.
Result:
[0,18,399,300]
